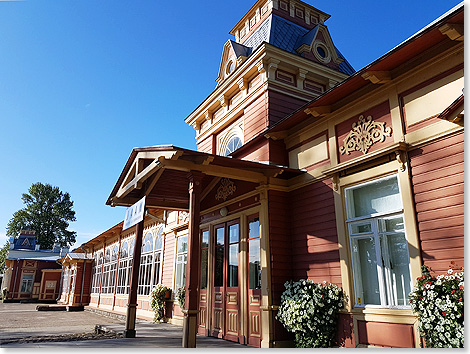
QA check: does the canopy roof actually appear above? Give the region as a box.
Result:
[107,145,304,210]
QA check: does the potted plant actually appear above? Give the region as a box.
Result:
[150,284,171,322]
[176,287,185,310]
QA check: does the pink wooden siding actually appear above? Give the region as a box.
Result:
[162,232,175,288]
[267,90,305,126]
[409,132,464,274]
[289,179,341,285]
[244,93,268,142]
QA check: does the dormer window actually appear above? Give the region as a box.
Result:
[226,60,235,76]
[313,42,331,63]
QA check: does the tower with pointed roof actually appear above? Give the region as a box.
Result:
[185,0,354,164]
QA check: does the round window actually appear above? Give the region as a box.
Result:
[226,60,235,75]
[317,46,326,58]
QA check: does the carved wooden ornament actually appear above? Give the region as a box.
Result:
[215,178,236,201]
[339,115,392,155]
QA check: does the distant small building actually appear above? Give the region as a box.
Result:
[57,252,93,307]
[1,230,67,302]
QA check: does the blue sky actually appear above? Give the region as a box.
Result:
[0,0,461,249]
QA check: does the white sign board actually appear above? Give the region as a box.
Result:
[123,196,146,231]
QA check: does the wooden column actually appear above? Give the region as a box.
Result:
[182,171,204,348]
[124,219,144,338]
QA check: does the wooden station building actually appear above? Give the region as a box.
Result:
[75,0,464,348]
[2,230,65,302]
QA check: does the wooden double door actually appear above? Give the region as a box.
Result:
[210,220,241,342]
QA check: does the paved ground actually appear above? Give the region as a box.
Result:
[0,302,248,348]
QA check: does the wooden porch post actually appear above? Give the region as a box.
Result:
[182,171,204,348]
[124,219,144,338]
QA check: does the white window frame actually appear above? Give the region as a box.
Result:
[218,126,244,156]
[345,174,412,309]
[174,235,188,291]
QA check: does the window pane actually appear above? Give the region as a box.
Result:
[379,216,405,233]
[142,232,153,253]
[381,233,411,306]
[351,237,380,305]
[346,176,402,218]
[216,227,224,246]
[155,229,164,250]
[351,222,372,234]
[201,230,209,248]
[229,224,239,244]
[248,217,260,239]
[214,245,224,287]
[200,248,208,289]
[228,244,239,287]
[177,236,188,253]
[248,238,261,289]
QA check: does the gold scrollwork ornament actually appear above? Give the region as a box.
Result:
[340,115,392,155]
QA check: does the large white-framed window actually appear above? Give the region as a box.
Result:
[153,228,164,286]
[101,249,111,294]
[117,241,129,295]
[175,235,188,290]
[91,252,103,294]
[345,174,412,308]
[108,245,119,294]
[138,231,154,296]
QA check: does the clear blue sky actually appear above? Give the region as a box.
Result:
[0,0,462,249]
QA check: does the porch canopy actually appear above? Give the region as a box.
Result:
[106,145,303,209]
[105,145,304,346]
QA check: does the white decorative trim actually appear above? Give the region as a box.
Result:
[340,115,392,155]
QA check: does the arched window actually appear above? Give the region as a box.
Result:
[153,228,164,286]
[225,136,242,156]
[138,231,155,295]
[117,241,129,295]
[91,252,103,294]
[108,245,119,293]
[219,127,244,156]
[102,249,111,294]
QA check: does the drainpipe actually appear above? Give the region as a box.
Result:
[79,245,88,306]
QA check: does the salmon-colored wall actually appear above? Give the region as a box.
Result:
[409,132,464,274]
[267,90,306,126]
[357,321,415,348]
[289,179,341,285]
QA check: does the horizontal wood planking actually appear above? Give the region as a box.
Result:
[409,132,464,274]
[162,233,175,288]
[244,94,267,142]
[268,190,292,304]
[289,179,341,285]
[197,135,213,154]
[267,90,306,126]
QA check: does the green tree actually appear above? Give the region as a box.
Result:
[0,242,9,273]
[6,183,77,249]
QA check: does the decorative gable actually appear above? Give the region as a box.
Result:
[295,24,343,66]
[216,41,250,85]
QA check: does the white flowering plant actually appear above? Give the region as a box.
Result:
[175,287,185,310]
[409,263,464,348]
[276,279,344,348]
[150,284,171,322]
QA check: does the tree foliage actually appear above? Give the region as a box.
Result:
[6,182,77,249]
[0,242,9,273]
